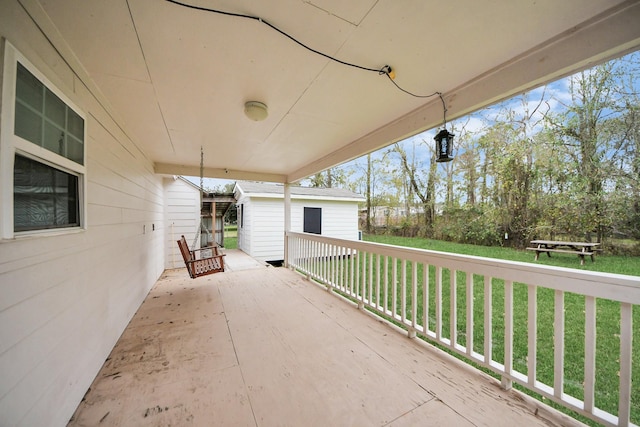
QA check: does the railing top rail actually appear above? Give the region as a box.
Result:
[286,231,640,304]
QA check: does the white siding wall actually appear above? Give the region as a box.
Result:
[250,198,286,261]
[0,4,165,426]
[240,195,360,262]
[163,178,200,269]
[291,200,360,240]
[236,195,251,255]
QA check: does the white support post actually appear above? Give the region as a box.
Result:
[284,182,291,268]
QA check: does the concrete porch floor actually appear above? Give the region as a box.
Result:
[68,252,580,426]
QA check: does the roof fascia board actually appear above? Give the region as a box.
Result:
[245,193,364,202]
[155,163,286,183]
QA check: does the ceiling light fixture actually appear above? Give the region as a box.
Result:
[244,101,268,121]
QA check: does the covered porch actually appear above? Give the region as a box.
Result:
[69,256,575,426]
[2,1,640,426]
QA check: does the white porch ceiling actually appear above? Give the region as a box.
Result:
[27,0,640,182]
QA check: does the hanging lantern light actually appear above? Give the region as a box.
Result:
[434,128,454,162]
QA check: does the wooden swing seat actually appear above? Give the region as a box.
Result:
[177,235,226,278]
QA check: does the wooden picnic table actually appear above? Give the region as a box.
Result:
[527,240,600,265]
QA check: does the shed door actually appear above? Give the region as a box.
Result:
[303,207,322,234]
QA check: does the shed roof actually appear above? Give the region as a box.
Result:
[235,181,364,202]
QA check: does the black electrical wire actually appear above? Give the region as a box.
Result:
[164,0,445,117]
[383,73,448,125]
[165,0,381,73]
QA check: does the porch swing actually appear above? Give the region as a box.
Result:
[176,147,226,278]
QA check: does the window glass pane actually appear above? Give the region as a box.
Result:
[53,168,78,226]
[43,122,65,156]
[67,109,84,140]
[16,63,43,110]
[14,62,84,166]
[66,135,84,165]
[45,88,66,128]
[14,155,80,231]
[15,102,42,145]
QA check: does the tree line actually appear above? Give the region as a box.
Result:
[306,53,640,253]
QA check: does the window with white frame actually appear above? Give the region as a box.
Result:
[1,42,86,237]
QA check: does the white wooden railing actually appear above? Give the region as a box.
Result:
[285,231,640,427]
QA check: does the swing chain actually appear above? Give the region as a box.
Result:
[191,146,215,251]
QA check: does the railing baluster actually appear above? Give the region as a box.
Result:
[355,249,360,301]
[618,302,633,426]
[401,259,407,323]
[361,251,367,304]
[358,250,364,307]
[316,243,324,285]
[324,241,328,283]
[315,240,319,280]
[333,243,337,286]
[450,269,457,348]
[302,238,307,277]
[411,261,418,335]
[466,273,474,357]
[303,238,307,275]
[307,239,311,277]
[423,263,429,335]
[553,289,564,399]
[339,245,344,289]
[368,252,374,306]
[503,280,513,390]
[350,248,355,297]
[484,276,492,364]
[436,266,442,341]
[584,296,596,414]
[383,255,389,315]
[313,239,317,279]
[528,284,537,388]
[328,242,332,285]
[376,254,381,310]
[392,258,398,319]
[345,248,349,293]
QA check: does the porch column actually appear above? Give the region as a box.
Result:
[284,182,291,268]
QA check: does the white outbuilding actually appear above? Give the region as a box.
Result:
[234,181,364,264]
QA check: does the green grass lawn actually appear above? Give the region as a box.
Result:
[223,236,237,249]
[224,225,238,238]
[222,225,238,249]
[322,234,640,426]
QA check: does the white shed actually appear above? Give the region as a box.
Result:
[234,182,364,263]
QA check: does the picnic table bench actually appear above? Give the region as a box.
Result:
[527,240,600,265]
